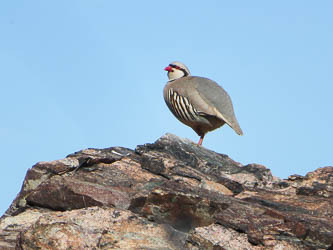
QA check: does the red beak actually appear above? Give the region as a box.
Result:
[164,66,172,72]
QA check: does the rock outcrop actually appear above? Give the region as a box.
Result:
[1,134,333,249]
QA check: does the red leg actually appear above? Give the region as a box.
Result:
[197,134,205,145]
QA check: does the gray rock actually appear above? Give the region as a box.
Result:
[1,133,333,249]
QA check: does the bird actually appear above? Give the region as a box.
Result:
[163,61,243,145]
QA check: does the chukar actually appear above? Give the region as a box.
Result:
[164,61,243,145]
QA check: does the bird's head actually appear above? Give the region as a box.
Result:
[164,61,191,81]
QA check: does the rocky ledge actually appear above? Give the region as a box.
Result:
[1,134,333,249]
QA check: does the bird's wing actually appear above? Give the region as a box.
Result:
[173,76,243,135]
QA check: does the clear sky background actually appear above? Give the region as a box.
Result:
[1,1,332,215]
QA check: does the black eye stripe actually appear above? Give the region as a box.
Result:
[170,64,181,70]
[169,63,188,76]
[169,64,189,77]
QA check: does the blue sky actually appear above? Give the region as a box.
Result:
[1,1,332,215]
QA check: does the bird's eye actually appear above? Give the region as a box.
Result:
[169,64,181,70]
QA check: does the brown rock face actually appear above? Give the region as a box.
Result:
[1,133,333,249]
